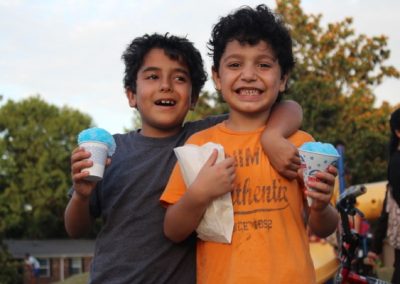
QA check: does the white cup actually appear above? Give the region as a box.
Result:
[299,149,339,206]
[79,141,109,182]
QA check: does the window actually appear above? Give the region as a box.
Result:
[38,258,51,277]
[70,258,82,275]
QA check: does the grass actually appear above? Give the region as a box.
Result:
[376,266,394,282]
[53,272,88,284]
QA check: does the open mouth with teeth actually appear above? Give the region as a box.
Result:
[235,88,263,96]
[155,99,176,106]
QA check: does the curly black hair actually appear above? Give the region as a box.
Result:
[122,33,207,102]
[207,4,294,79]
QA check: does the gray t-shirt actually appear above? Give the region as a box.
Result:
[88,116,225,283]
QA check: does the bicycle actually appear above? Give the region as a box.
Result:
[335,185,390,284]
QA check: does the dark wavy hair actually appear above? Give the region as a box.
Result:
[122,33,207,102]
[207,4,294,99]
[389,108,400,155]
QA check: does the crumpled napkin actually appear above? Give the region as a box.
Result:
[174,142,234,243]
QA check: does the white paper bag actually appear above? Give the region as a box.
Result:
[174,142,234,243]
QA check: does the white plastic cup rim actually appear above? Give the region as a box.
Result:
[79,140,109,148]
[298,149,340,158]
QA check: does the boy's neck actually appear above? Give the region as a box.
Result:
[139,125,183,138]
[225,111,271,132]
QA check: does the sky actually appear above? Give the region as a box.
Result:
[1,0,399,134]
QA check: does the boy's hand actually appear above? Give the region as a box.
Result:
[71,147,111,200]
[263,135,300,180]
[190,149,236,204]
[305,165,337,211]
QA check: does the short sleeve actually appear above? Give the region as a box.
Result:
[160,161,188,207]
[160,131,211,206]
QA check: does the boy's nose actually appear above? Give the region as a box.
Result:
[240,67,257,82]
[160,80,173,92]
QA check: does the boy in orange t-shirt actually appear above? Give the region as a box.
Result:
[161,5,338,284]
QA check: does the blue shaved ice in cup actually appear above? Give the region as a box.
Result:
[299,142,340,206]
[77,127,116,181]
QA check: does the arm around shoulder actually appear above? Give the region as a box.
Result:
[266,100,303,137]
[262,100,303,180]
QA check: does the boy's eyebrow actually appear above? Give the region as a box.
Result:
[141,66,160,72]
[257,54,277,61]
[141,66,190,75]
[222,54,277,62]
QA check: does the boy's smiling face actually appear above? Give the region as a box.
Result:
[127,48,194,137]
[212,40,287,130]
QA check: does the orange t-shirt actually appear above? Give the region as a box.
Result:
[161,123,316,284]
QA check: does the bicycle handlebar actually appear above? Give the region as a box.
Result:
[337,185,367,205]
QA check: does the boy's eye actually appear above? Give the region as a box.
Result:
[227,62,241,68]
[174,75,188,83]
[146,74,158,80]
[258,63,272,68]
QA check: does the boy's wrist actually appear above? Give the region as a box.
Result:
[310,203,331,215]
[262,129,285,141]
[187,184,212,208]
[72,190,90,203]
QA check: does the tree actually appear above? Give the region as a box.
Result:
[275,0,399,183]
[0,96,93,238]
[186,91,228,122]
[193,0,399,184]
[0,238,21,284]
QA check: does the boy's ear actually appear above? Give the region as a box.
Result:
[279,74,289,93]
[126,88,137,108]
[211,67,222,92]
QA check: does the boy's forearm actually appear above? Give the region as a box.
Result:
[164,189,209,243]
[261,100,303,180]
[64,192,94,238]
[264,100,302,137]
[308,204,339,238]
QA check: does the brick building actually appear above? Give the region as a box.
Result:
[5,239,94,284]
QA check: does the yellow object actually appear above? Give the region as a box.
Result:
[332,180,387,220]
[355,181,387,220]
[310,242,339,283]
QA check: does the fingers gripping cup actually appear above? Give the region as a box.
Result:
[299,142,340,206]
[77,127,116,182]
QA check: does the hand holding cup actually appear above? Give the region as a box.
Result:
[299,142,340,206]
[77,127,116,182]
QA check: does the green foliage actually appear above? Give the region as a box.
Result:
[193,0,399,185]
[0,96,92,238]
[186,91,228,121]
[127,109,142,131]
[0,239,22,283]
